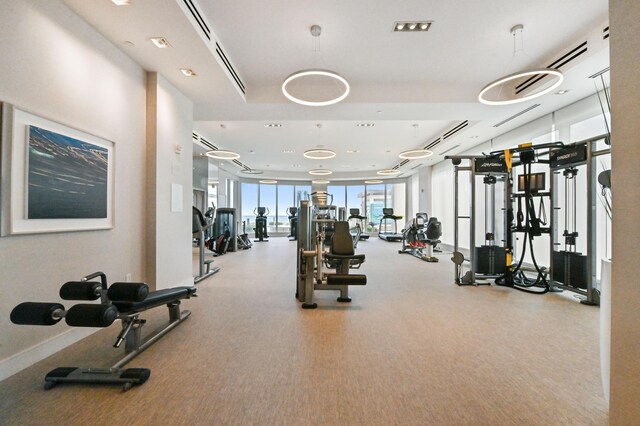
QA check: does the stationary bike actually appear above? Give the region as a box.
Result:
[254,207,269,242]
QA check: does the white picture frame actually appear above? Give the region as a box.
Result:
[1,103,115,235]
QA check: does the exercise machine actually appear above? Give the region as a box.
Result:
[10,272,196,391]
[348,208,369,245]
[287,207,298,241]
[254,207,269,242]
[378,208,403,242]
[398,213,442,262]
[213,208,237,252]
[237,220,253,250]
[192,206,220,283]
[296,200,367,308]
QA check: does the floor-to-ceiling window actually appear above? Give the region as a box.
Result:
[259,183,277,233]
[328,185,347,218]
[277,185,295,234]
[241,182,258,233]
[366,184,385,232]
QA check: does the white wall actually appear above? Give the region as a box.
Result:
[0,0,146,378]
[146,73,194,290]
[610,0,640,421]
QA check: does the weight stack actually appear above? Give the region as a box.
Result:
[553,251,588,289]
[474,245,506,275]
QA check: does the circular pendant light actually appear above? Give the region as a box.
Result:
[303,149,336,159]
[377,169,401,176]
[398,149,434,159]
[206,150,240,160]
[364,179,383,184]
[312,179,331,184]
[259,179,278,184]
[309,169,333,176]
[282,69,350,107]
[478,68,564,105]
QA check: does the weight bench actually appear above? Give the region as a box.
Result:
[10,272,196,391]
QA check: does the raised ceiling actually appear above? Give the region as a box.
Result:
[63,0,610,180]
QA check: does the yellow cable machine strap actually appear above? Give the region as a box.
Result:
[504,149,513,172]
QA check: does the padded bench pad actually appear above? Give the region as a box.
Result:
[326,274,367,286]
[112,286,196,313]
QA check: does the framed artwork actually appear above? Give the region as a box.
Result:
[1,103,115,235]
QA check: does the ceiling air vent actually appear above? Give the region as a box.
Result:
[216,42,246,95]
[442,121,469,140]
[410,163,423,170]
[424,137,441,150]
[603,26,609,40]
[515,41,588,95]
[493,104,541,128]
[182,0,211,40]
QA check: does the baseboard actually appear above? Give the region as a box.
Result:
[0,327,97,382]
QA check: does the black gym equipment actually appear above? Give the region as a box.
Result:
[193,206,220,283]
[213,207,238,252]
[287,207,298,241]
[10,272,196,391]
[296,200,367,308]
[254,207,269,242]
[348,208,369,246]
[378,208,403,242]
[398,213,442,262]
[237,220,253,250]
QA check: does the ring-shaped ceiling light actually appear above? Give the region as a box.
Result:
[282,69,350,107]
[205,150,240,160]
[312,179,331,184]
[377,169,401,176]
[259,180,278,184]
[478,68,564,106]
[309,169,333,176]
[241,169,263,175]
[303,149,336,159]
[398,149,434,159]
[364,180,383,184]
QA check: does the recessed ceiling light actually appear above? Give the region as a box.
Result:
[365,180,383,184]
[398,149,434,159]
[394,21,432,32]
[309,169,333,176]
[292,164,301,167]
[180,68,196,77]
[150,37,171,48]
[264,123,282,128]
[312,179,330,184]
[555,89,570,95]
[282,149,295,153]
[356,123,375,127]
[259,180,278,184]
[112,0,131,5]
[377,169,401,176]
[205,150,240,160]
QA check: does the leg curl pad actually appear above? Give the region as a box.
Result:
[11,302,65,326]
[65,304,118,327]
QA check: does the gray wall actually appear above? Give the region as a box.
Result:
[610,0,640,422]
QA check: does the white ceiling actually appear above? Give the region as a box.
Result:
[63,0,610,181]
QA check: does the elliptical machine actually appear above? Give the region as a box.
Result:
[287,207,298,241]
[254,207,269,242]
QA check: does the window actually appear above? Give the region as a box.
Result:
[327,185,346,217]
[259,183,277,233]
[365,184,385,232]
[241,183,258,232]
[386,183,406,224]
[277,185,295,234]
[295,185,311,206]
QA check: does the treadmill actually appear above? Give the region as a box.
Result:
[348,208,370,241]
[378,208,403,242]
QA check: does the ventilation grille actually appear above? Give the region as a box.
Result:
[493,104,541,128]
[443,120,469,139]
[424,137,441,150]
[182,0,211,40]
[603,26,609,40]
[515,41,588,95]
[194,133,254,172]
[216,42,246,94]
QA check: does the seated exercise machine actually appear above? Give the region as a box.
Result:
[237,220,253,250]
[254,207,269,242]
[348,208,369,247]
[287,207,298,241]
[378,208,403,242]
[193,206,220,283]
[398,213,442,262]
[296,200,367,309]
[10,272,196,391]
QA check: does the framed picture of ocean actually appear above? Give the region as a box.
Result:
[1,103,115,235]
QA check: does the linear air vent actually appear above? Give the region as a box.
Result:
[438,144,461,156]
[399,159,410,167]
[410,163,423,170]
[515,41,588,95]
[424,138,441,150]
[603,26,609,40]
[216,42,245,94]
[589,67,610,79]
[443,121,469,140]
[493,104,541,128]
[182,0,211,40]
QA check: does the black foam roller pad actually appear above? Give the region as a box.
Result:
[10,302,65,326]
[326,274,367,286]
[107,282,149,302]
[59,281,102,301]
[65,304,118,327]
